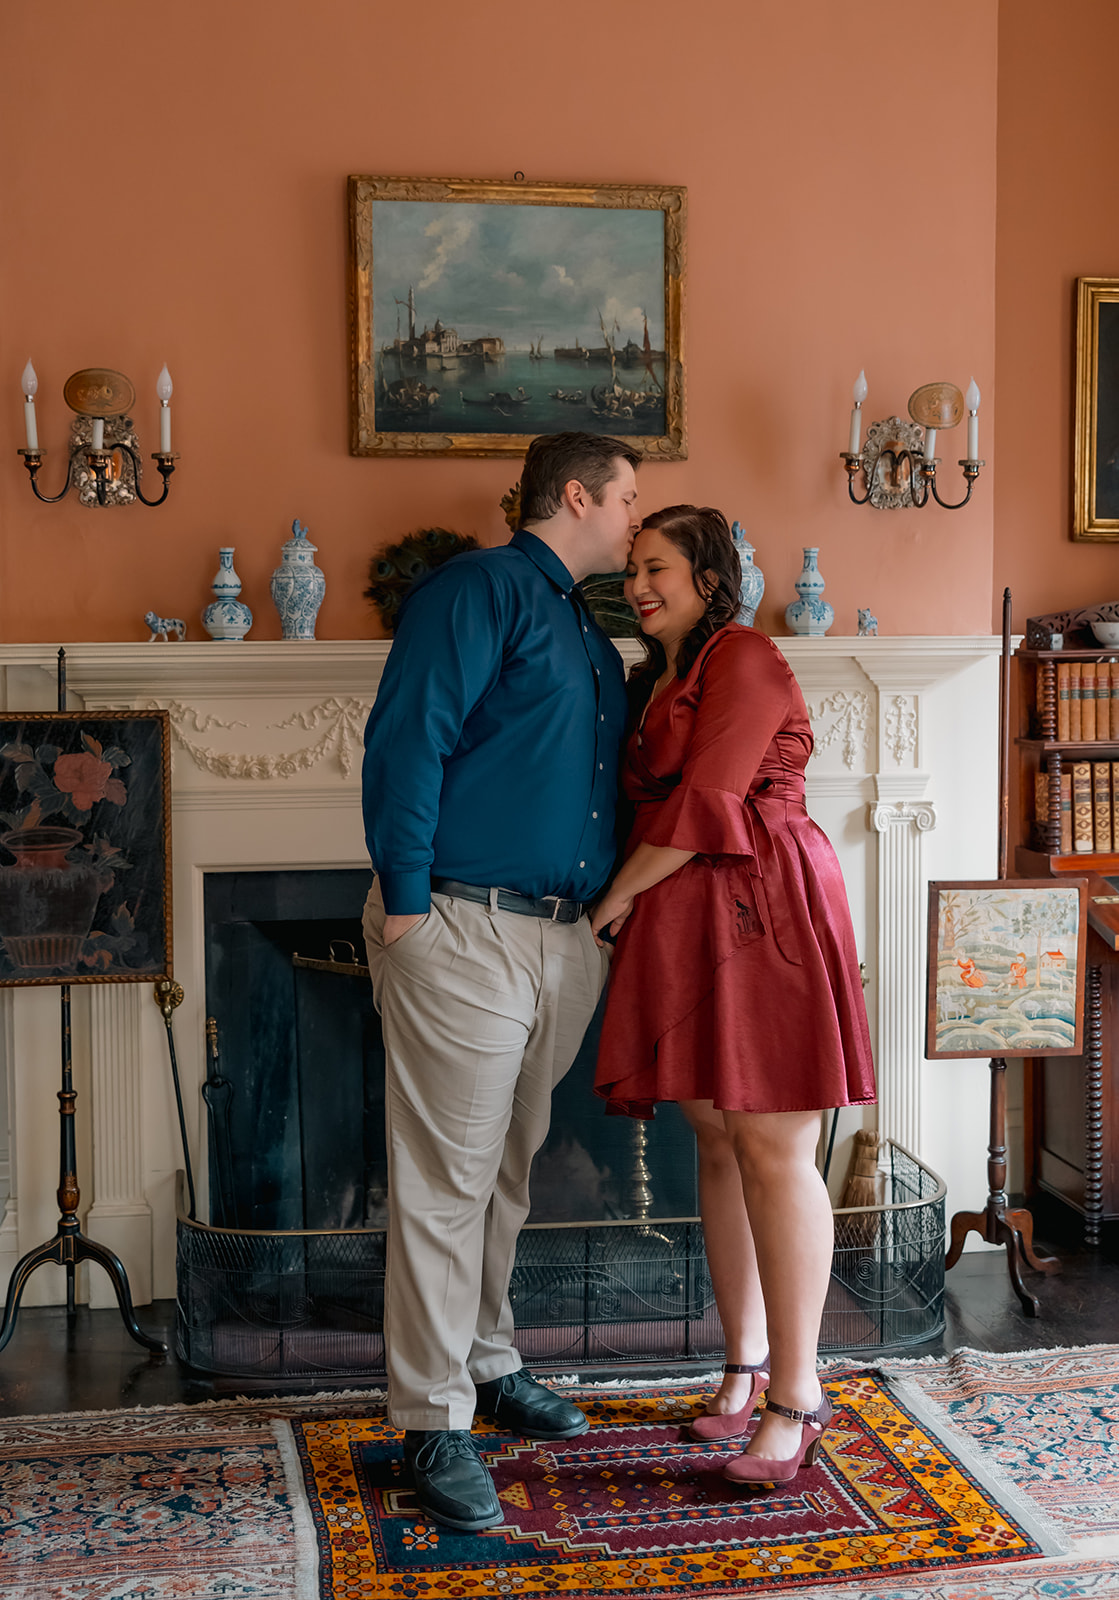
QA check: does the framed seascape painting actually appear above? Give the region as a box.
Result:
[0,712,172,986]
[347,175,686,460]
[925,879,1088,1060]
[1073,276,1119,540]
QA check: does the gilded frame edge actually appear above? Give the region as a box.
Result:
[0,709,173,987]
[1073,276,1119,541]
[346,174,687,461]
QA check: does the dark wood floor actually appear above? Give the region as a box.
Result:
[1,1203,1115,1419]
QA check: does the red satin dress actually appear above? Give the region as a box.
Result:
[594,625,876,1117]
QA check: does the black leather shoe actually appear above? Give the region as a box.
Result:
[475,1368,589,1440]
[402,1430,503,1531]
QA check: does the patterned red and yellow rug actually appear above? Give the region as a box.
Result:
[9,1349,1117,1600]
[294,1371,1059,1599]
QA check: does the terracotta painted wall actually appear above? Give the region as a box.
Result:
[994,0,1119,626]
[0,0,998,644]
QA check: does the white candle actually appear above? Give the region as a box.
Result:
[965,376,981,459]
[91,418,104,450]
[156,365,173,453]
[849,369,867,455]
[20,360,38,450]
[923,426,937,462]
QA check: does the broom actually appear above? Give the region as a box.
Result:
[839,1128,881,1246]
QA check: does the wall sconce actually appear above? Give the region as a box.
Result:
[18,363,178,507]
[840,372,984,510]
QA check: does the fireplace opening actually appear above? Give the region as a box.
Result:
[176,869,945,1377]
[200,868,701,1234]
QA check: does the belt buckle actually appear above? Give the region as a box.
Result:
[541,895,564,922]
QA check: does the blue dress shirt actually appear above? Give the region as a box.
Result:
[362,530,628,915]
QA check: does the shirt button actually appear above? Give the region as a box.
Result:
[599,762,604,770]
[592,811,598,819]
[600,714,605,722]
[579,860,586,869]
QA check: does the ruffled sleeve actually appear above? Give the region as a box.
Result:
[639,629,795,855]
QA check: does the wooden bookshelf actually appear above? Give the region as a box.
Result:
[1013,645,1119,1246]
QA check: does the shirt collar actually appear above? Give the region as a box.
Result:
[510,528,576,595]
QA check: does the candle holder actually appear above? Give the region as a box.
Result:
[841,380,984,511]
[17,367,177,508]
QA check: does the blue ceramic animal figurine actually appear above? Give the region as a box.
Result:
[857,608,878,637]
[145,610,186,641]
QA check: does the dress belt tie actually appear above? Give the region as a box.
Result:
[741,785,805,966]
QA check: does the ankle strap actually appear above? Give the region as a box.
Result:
[765,1396,824,1425]
[723,1352,770,1375]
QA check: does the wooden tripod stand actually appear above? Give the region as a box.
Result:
[943,590,1061,1316]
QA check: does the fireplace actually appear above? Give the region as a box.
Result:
[0,636,1001,1330]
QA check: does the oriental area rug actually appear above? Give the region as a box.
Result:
[1,1345,1116,1600]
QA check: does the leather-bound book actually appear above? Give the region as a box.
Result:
[1070,661,1083,741]
[1057,661,1071,741]
[1094,760,1113,852]
[1072,760,1094,850]
[1061,771,1073,854]
[1082,662,1098,741]
[1110,661,1119,739]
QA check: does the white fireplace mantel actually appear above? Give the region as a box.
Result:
[0,635,1002,1307]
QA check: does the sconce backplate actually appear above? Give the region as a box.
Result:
[63,368,137,419]
[860,416,927,509]
[70,415,140,508]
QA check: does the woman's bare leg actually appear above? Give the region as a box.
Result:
[679,1099,767,1414]
[724,1107,833,1461]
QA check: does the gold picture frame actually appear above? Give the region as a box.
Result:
[347,175,686,460]
[1073,276,1119,540]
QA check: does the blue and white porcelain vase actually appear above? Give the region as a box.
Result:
[731,521,764,626]
[270,518,325,641]
[201,547,253,642]
[784,546,834,637]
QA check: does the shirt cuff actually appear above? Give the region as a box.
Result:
[377,868,432,916]
[640,784,753,856]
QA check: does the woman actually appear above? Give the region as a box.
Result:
[591,506,875,1486]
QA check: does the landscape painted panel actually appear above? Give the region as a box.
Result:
[348,176,686,459]
[925,879,1087,1059]
[0,712,172,986]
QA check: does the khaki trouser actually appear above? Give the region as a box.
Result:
[363,880,609,1430]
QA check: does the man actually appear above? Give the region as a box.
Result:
[362,431,641,1532]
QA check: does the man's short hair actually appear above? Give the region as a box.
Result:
[520,432,641,524]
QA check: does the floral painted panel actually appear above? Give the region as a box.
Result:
[0,712,171,985]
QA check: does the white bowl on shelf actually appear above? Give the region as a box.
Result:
[1090,619,1119,646]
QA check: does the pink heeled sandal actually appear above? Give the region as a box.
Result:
[722,1390,833,1484]
[687,1353,770,1443]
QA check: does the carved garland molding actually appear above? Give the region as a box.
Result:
[884,694,918,764]
[806,691,870,770]
[151,697,372,780]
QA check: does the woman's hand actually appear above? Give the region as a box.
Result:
[590,889,635,947]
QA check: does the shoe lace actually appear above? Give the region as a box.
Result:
[412,1431,480,1473]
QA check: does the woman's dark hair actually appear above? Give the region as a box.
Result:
[626,505,742,715]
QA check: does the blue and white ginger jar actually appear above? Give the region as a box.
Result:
[202,547,253,642]
[731,521,764,626]
[271,519,325,640]
[785,547,834,637]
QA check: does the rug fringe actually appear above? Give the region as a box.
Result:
[271,1419,321,1600]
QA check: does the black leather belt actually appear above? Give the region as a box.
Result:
[430,876,586,924]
